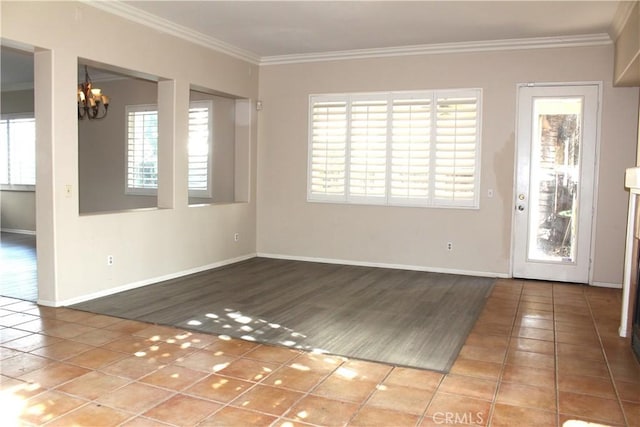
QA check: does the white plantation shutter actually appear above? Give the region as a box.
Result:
[434,91,480,206]
[390,97,431,204]
[308,89,481,208]
[126,105,158,194]
[188,101,212,197]
[126,102,212,196]
[349,98,388,201]
[0,116,36,188]
[309,99,347,200]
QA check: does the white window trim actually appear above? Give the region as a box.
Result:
[124,101,214,198]
[307,89,482,209]
[1,113,36,192]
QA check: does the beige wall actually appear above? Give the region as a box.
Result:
[1,1,259,305]
[1,88,36,232]
[257,45,640,285]
[1,89,34,114]
[0,190,36,232]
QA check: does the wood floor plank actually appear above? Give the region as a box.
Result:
[72,257,494,372]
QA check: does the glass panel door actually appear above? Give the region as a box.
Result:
[513,84,599,284]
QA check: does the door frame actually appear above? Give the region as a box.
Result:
[510,81,603,285]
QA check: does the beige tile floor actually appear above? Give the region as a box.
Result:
[0,279,639,426]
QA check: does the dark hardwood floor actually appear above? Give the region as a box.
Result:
[73,257,495,372]
[0,231,37,302]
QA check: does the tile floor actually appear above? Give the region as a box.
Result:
[0,279,639,426]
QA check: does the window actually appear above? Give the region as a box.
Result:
[308,89,481,208]
[126,105,158,194]
[1,115,36,190]
[187,101,212,197]
[125,101,212,196]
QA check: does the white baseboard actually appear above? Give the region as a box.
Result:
[1,228,36,235]
[591,281,622,289]
[51,253,257,307]
[257,252,509,279]
[36,299,57,307]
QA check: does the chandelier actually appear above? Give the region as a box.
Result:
[77,65,109,120]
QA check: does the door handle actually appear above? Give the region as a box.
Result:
[517,205,525,211]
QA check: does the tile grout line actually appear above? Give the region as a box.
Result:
[553,284,561,427]
[486,279,525,427]
[273,354,348,426]
[414,370,446,426]
[583,287,630,427]
[27,324,181,426]
[145,337,273,425]
[14,318,227,426]
[552,285,630,427]
[97,325,301,425]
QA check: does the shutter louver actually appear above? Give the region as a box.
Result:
[127,108,158,191]
[310,100,347,198]
[434,94,479,205]
[390,98,430,203]
[188,103,211,194]
[349,99,387,200]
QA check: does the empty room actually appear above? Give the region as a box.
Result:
[1,1,640,426]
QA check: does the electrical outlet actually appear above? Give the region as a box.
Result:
[107,255,114,266]
[234,233,239,242]
[447,242,453,251]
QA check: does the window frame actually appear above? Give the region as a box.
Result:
[307,88,482,209]
[0,113,36,192]
[124,101,214,198]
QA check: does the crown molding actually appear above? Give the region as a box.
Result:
[81,0,261,65]
[260,33,613,66]
[81,1,612,68]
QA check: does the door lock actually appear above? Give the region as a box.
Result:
[518,205,525,211]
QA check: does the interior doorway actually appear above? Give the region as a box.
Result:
[0,45,38,301]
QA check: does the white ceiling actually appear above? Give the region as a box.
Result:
[0,1,630,90]
[121,0,623,59]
